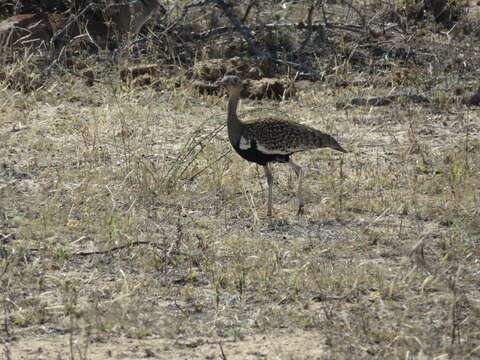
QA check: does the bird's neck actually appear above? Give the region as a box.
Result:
[227,90,243,145]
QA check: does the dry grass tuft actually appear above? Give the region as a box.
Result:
[0,64,43,92]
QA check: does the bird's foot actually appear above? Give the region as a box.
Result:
[296,205,304,216]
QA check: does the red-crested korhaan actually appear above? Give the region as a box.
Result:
[216,75,347,217]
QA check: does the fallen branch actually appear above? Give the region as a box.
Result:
[336,94,430,109]
[297,0,318,54]
[213,0,265,57]
[165,0,325,76]
[241,0,258,24]
[164,0,227,33]
[164,0,264,57]
[72,241,162,256]
[49,2,103,47]
[27,241,188,257]
[165,1,402,79]
[42,2,106,85]
[184,22,366,41]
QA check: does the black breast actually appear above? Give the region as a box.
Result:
[233,139,290,166]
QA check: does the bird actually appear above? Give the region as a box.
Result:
[215,75,347,217]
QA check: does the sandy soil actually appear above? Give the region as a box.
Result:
[5,329,331,360]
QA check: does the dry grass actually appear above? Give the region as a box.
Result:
[1,3,480,359]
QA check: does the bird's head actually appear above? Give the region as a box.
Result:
[215,75,243,93]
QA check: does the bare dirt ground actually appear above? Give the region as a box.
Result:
[1,1,480,359]
[7,329,332,359]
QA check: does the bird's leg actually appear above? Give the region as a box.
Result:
[263,164,273,217]
[289,160,304,215]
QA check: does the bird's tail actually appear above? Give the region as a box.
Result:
[325,134,348,153]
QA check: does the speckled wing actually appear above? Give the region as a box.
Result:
[240,117,330,155]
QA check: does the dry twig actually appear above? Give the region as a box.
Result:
[336,94,430,109]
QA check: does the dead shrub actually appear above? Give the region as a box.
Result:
[119,64,159,82]
[245,78,295,99]
[189,56,274,82]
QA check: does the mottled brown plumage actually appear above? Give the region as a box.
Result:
[216,75,347,216]
[241,117,343,154]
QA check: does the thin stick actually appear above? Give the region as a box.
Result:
[297,0,317,54]
[241,0,258,24]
